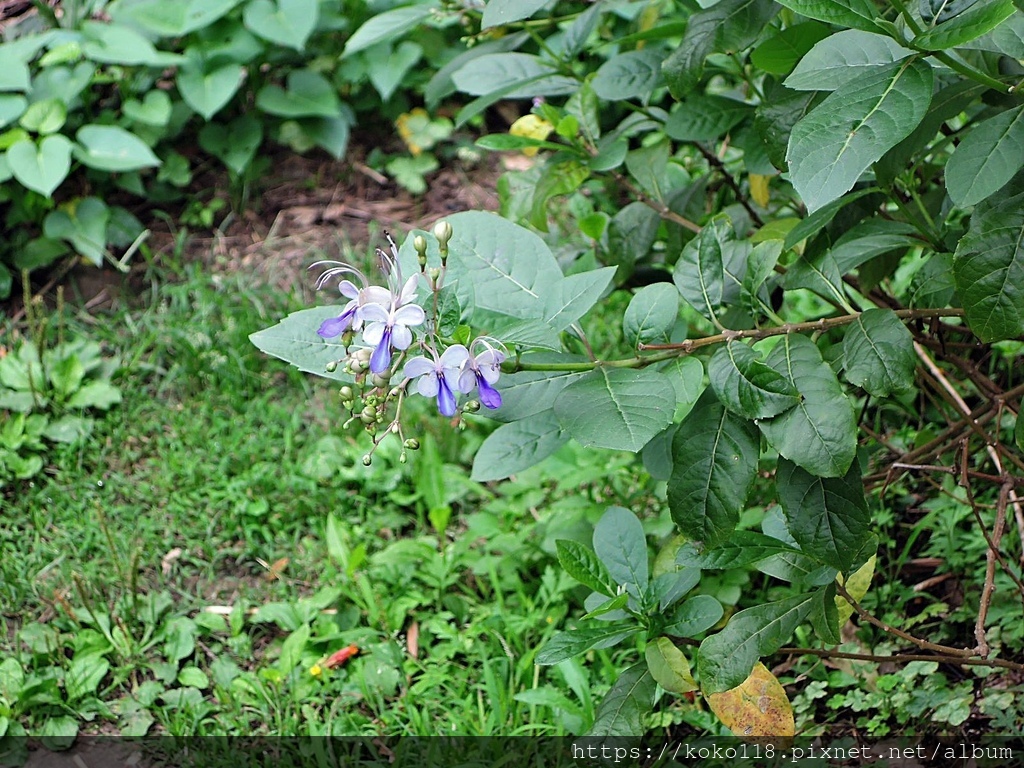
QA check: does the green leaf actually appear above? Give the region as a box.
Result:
[774,0,881,32]
[953,182,1024,342]
[810,584,842,644]
[111,0,242,36]
[751,21,832,75]
[787,59,933,212]
[0,45,31,92]
[913,0,1015,49]
[624,283,680,348]
[593,506,649,592]
[481,0,549,28]
[345,5,436,57]
[553,368,677,452]
[592,50,663,102]
[451,52,577,98]
[485,364,590,423]
[784,30,914,91]
[645,637,698,693]
[946,105,1024,208]
[536,624,639,665]
[760,334,857,477]
[256,69,341,118]
[6,136,71,197]
[243,0,319,51]
[122,90,173,127]
[277,624,310,671]
[75,125,160,172]
[586,662,656,737]
[782,187,883,249]
[776,459,870,572]
[178,63,244,120]
[543,267,615,331]
[921,0,981,23]
[663,0,778,98]
[470,409,569,481]
[698,593,815,692]
[65,655,109,702]
[676,530,804,569]
[249,306,356,383]
[754,81,822,171]
[80,21,183,66]
[842,308,916,396]
[67,381,122,410]
[673,216,730,320]
[557,539,617,597]
[366,41,422,101]
[43,197,110,266]
[709,342,801,420]
[19,98,66,135]
[665,95,752,141]
[663,594,725,636]
[668,391,761,548]
[199,115,263,175]
[0,94,27,130]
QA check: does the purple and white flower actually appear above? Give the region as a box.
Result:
[361,300,426,374]
[311,263,391,339]
[458,339,506,410]
[404,344,470,417]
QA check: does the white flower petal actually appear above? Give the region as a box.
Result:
[392,324,413,350]
[362,322,385,345]
[404,356,435,379]
[417,373,440,397]
[398,275,420,306]
[359,303,390,323]
[440,344,470,369]
[394,303,426,327]
[339,280,360,300]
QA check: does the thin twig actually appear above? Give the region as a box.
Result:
[610,170,702,233]
[834,581,974,657]
[777,646,1024,673]
[694,143,764,227]
[975,480,1014,655]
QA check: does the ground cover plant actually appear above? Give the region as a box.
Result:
[2,0,1024,753]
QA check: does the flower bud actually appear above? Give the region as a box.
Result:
[325,361,338,373]
[339,386,354,400]
[404,438,420,450]
[361,405,376,420]
[362,454,372,466]
[433,220,453,247]
[399,452,407,464]
[372,374,390,388]
[464,400,481,413]
[428,267,442,289]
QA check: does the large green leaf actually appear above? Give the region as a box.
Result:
[74,125,160,172]
[6,136,71,197]
[485,363,591,424]
[481,0,548,28]
[556,539,617,597]
[623,283,680,348]
[80,21,183,66]
[842,308,916,396]
[111,0,242,36]
[953,182,1024,342]
[248,306,355,383]
[698,593,815,692]
[754,81,822,171]
[662,594,725,636]
[593,505,649,592]
[787,58,933,212]
[470,409,569,481]
[751,21,832,75]
[536,624,639,666]
[676,530,804,570]
[760,334,856,477]
[43,197,110,266]
[553,368,676,452]
[774,0,881,31]
[451,52,577,98]
[668,391,760,548]
[592,50,663,102]
[776,459,870,572]
[913,0,1015,49]
[946,105,1024,208]
[177,63,244,120]
[243,0,318,51]
[256,70,341,118]
[673,216,730,321]
[544,267,616,331]
[344,5,435,57]
[784,30,913,91]
[708,342,801,419]
[663,0,778,98]
[586,662,656,737]
[665,95,752,141]
[645,637,698,693]
[198,115,263,175]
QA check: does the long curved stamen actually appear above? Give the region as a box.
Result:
[310,262,369,292]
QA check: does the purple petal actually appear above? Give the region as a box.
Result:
[437,377,457,417]
[317,313,351,338]
[370,327,393,373]
[477,375,502,409]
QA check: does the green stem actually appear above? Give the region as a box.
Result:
[504,308,966,373]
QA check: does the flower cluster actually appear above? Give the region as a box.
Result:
[313,223,507,460]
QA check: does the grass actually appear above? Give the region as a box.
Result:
[0,245,650,742]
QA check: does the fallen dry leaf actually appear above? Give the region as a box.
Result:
[706,662,795,738]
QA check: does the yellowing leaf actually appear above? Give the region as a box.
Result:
[835,554,876,628]
[705,662,795,737]
[645,636,698,693]
[395,108,453,157]
[749,174,771,208]
[510,114,554,157]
